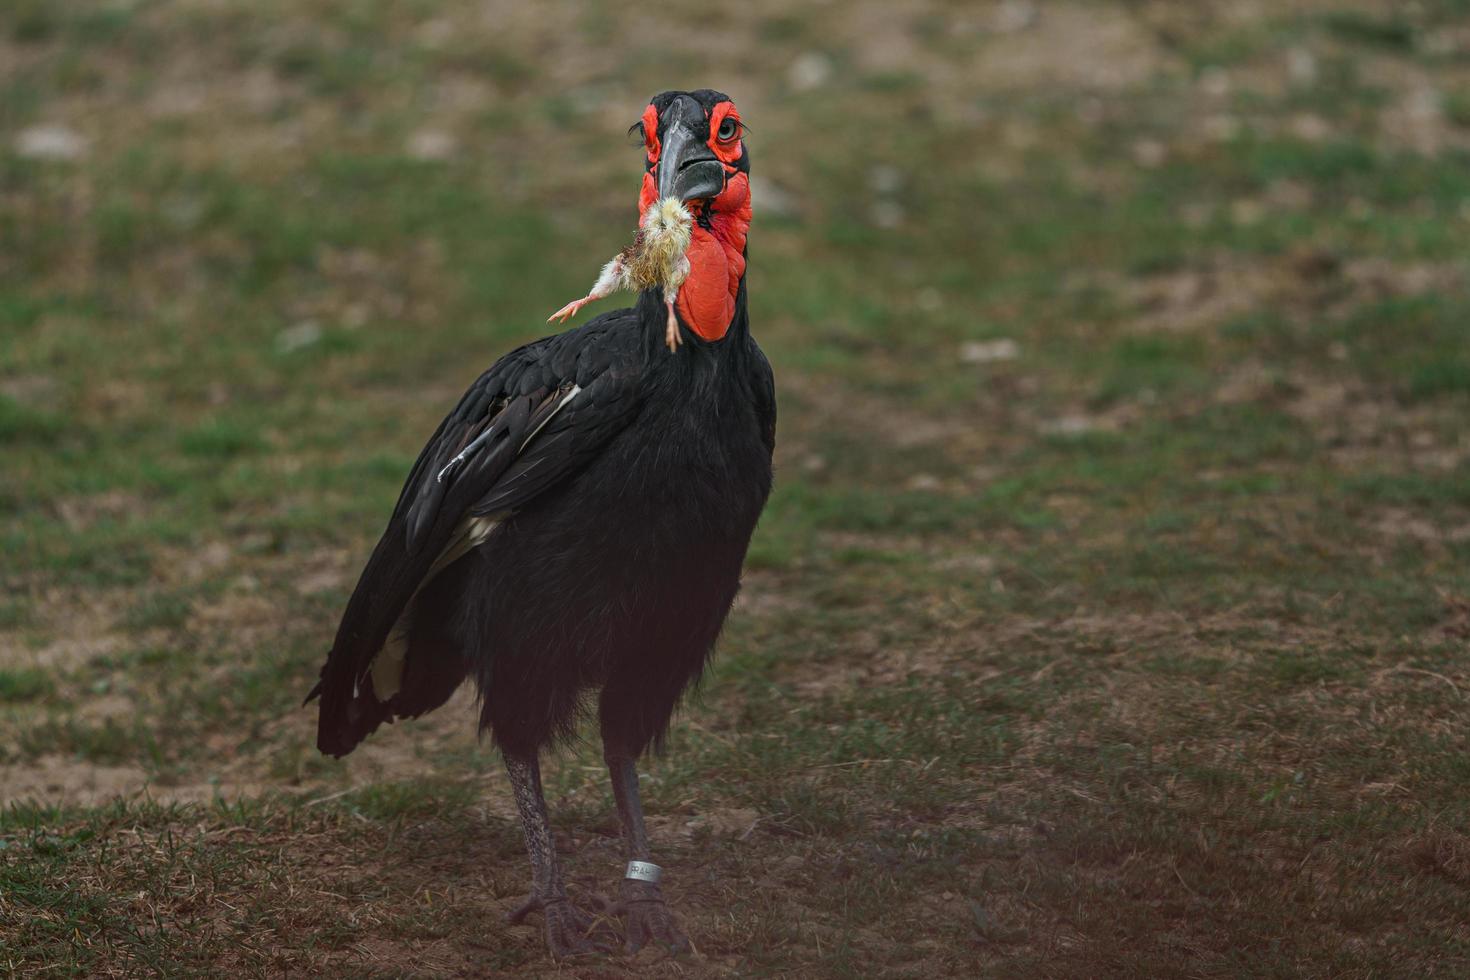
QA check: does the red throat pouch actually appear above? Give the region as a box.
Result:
[674,173,749,341]
[635,171,749,342]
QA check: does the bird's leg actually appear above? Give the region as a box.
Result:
[549,256,625,323]
[603,747,690,954]
[503,753,610,957]
[663,289,682,353]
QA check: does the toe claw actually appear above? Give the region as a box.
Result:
[506,894,540,925]
[617,895,689,957]
[506,893,614,958]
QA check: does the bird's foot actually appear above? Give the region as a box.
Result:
[608,880,690,955]
[548,297,592,324]
[664,301,682,352]
[506,893,614,958]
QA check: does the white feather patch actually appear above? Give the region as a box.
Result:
[364,383,581,700]
[519,383,581,450]
[368,514,500,700]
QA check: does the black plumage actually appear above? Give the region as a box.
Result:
[308,90,773,957]
[312,288,773,757]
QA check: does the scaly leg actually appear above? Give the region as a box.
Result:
[549,256,625,323]
[603,746,690,953]
[503,753,611,957]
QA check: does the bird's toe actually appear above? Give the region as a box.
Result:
[505,893,541,925]
[506,894,615,957]
[549,898,617,958]
[621,898,690,955]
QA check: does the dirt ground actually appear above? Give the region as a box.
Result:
[4,1,1470,976]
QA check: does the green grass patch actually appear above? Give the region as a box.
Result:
[4,2,1470,975]
[0,668,54,703]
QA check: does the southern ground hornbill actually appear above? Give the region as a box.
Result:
[308,90,773,957]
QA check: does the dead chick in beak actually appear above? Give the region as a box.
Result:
[548,197,693,352]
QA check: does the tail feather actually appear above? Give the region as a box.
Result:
[312,545,477,758]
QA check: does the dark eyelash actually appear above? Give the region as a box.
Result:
[627,122,646,146]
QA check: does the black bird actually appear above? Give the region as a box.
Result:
[308,89,774,958]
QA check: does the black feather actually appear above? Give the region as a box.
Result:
[312,291,774,760]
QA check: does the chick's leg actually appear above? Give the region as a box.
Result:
[663,290,681,352]
[549,256,625,324]
[663,255,688,352]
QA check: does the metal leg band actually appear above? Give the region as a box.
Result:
[624,860,662,884]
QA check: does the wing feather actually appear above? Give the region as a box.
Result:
[310,312,644,756]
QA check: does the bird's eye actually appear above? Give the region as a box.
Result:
[717,118,739,142]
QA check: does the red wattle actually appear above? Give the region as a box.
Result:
[675,172,750,342]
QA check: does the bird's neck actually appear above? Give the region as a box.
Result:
[639,173,751,343]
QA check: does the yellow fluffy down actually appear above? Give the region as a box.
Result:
[625,197,692,291]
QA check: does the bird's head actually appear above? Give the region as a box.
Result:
[629,90,752,345]
[632,89,748,218]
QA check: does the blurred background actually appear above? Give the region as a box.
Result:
[3,1,1470,975]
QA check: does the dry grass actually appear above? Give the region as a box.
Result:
[4,0,1470,976]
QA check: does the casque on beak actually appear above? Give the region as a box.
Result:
[656,96,725,203]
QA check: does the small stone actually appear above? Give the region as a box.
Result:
[960,339,1019,363]
[788,52,833,92]
[407,128,456,161]
[1286,47,1317,86]
[277,321,322,353]
[748,175,797,218]
[15,124,87,161]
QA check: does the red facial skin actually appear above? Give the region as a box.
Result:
[637,102,751,343]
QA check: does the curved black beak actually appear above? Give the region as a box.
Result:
[656,98,725,203]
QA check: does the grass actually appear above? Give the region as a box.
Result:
[3,0,1470,976]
